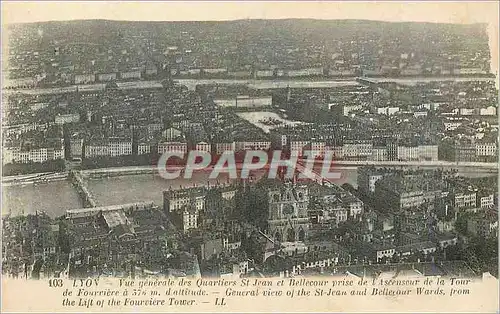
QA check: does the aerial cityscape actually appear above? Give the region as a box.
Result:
[1,18,498,281]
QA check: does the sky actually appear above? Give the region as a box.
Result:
[1,1,498,25]
[1,1,499,75]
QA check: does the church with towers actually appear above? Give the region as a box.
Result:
[266,181,310,244]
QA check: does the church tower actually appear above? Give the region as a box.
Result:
[266,182,309,243]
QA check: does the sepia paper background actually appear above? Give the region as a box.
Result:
[1,276,499,313]
[1,1,499,313]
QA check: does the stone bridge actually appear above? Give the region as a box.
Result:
[69,170,97,208]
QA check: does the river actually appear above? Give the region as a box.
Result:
[84,166,360,207]
[4,76,495,96]
[1,167,495,218]
[364,76,495,86]
[2,179,82,218]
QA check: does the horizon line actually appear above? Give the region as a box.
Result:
[6,17,491,26]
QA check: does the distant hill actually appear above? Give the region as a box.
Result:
[8,18,488,47]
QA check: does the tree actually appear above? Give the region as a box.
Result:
[454,213,472,236]
[58,219,71,254]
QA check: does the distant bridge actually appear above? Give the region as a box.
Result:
[69,171,97,208]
